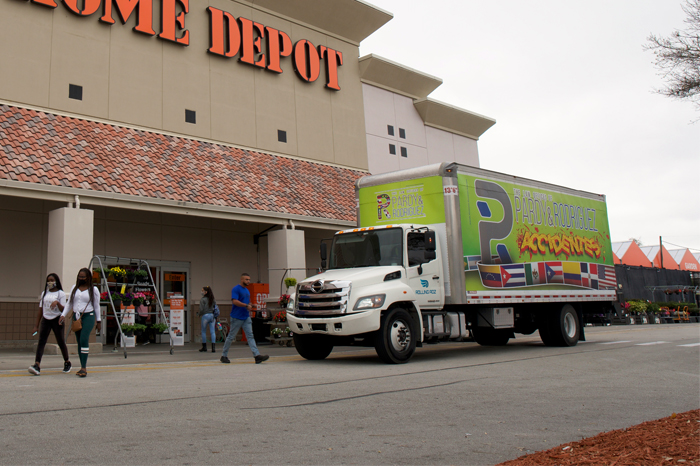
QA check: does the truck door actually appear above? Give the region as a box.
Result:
[406,231,443,309]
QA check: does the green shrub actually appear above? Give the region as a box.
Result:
[627,300,647,314]
[646,302,660,314]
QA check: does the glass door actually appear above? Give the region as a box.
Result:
[161,267,190,342]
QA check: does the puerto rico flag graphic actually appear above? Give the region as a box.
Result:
[544,261,564,284]
[501,264,527,288]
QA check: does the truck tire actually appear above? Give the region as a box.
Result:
[374,308,416,364]
[472,327,511,346]
[543,304,580,347]
[293,334,334,360]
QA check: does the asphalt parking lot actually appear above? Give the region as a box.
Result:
[1,324,698,465]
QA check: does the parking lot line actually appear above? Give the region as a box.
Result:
[597,341,632,345]
[635,341,668,346]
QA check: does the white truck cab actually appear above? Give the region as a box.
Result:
[286,224,443,363]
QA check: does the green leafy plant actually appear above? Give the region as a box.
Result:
[646,302,660,314]
[151,323,168,333]
[627,300,648,314]
[284,277,297,290]
[271,327,282,336]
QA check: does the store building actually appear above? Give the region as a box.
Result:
[0,0,494,345]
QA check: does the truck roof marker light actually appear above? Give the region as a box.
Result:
[403,291,407,294]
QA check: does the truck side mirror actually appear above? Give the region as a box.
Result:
[425,231,436,251]
[320,242,327,269]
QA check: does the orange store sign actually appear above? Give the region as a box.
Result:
[22,0,344,90]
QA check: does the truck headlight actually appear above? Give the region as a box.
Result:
[353,294,385,310]
[286,298,295,312]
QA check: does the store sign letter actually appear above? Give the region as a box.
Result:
[21,1,342,90]
[207,7,343,90]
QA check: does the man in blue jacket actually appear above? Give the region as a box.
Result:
[220,273,269,364]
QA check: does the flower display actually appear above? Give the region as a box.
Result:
[278,294,290,308]
[273,311,286,323]
[132,292,147,305]
[100,291,109,301]
[110,267,126,280]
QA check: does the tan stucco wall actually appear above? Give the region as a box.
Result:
[0,1,368,170]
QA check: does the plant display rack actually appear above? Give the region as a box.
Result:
[89,255,173,358]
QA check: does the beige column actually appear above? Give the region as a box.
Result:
[46,206,99,352]
[268,227,306,300]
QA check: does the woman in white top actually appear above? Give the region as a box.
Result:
[28,273,72,376]
[59,268,101,378]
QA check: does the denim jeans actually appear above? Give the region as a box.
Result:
[201,313,216,344]
[221,316,259,358]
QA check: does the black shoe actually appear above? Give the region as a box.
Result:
[255,354,269,364]
[199,344,207,352]
[63,361,72,373]
[28,364,40,376]
[220,356,230,364]
[211,344,215,353]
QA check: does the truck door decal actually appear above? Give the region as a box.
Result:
[475,179,513,264]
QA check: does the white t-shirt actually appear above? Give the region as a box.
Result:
[39,289,67,320]
[62,286,102,321]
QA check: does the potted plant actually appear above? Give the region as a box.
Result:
[92,268,103,282]
[125,269,136,282]
[284,326,292,337]
[271,327,282,338]
[151,323,168,334]
[121,323,136,336]
[134,269,149,283]
[110,266,126,283]
[111,291,122,311]
[121,292,134,307]
[273,311,286,323]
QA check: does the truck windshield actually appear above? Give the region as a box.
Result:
[329,228,403,269]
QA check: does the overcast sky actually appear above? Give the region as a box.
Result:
[359,0,700,253]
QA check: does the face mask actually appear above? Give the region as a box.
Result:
[78,279,87,285]
[47,281,56,288]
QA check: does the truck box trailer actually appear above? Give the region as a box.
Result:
[286,162,618,363]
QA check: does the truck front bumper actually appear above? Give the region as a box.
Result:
[287,309,381,336]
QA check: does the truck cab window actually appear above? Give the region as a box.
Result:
[407,232,432,267]
[329,228,403,269]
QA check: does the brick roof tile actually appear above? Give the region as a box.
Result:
[0,105,364,222]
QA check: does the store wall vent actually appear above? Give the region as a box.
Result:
[400,147,408,157]
[278,130,287,143]
[68,84,83,101]
[387,125,394,136]
[389,144,396,155]
[399,128,406,139]
[185,109,196,124]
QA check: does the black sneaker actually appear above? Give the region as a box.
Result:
[28,364,40,376]
[220,356,230,364]
[63,361,72,373]
[255,354,269,364]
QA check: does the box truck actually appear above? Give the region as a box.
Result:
[286,163,618,363]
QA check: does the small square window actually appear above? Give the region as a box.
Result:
[278,130,287,143]
[389,144,396,155]
[399,128,406,139]
[400,147,408,157]
[185,109,196,124]
[68,84,83,101]
[387,125,394,136]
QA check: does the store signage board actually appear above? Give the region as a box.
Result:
[22,0,344,91]
[169,294,185,346]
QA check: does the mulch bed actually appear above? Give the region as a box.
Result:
[497,409,700,466]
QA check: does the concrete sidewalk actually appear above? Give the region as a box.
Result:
[0,339,301,372]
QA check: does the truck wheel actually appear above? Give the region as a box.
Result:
[544,304,580,347]
[472,327,510,346]
[293,334,333,360]
[374,308,416,364]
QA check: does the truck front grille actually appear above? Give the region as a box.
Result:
[294,280,351,317]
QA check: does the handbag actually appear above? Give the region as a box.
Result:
[71,318,82,332]
[70,297,90,333]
